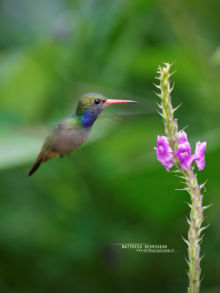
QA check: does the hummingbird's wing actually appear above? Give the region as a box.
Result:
[89,102,154,142]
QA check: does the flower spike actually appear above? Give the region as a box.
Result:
[154,63,208,293]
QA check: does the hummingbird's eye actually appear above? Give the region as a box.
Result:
[94,99,101,104]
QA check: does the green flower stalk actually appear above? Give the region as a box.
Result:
[154,63,208,293]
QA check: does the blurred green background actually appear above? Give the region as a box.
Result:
[0,0,220,292]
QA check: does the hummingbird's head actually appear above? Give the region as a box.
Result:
[76,93,137,114]
[76,93,137,128]
[76,93,107,115]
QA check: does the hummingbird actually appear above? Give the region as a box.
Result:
[28,93,137,176]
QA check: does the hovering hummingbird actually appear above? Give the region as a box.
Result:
[28,93,137,176]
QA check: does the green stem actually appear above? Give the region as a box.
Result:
[186,168,203,293]
[156,63,205,293]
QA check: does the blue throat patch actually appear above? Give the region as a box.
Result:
[81,110,99,128]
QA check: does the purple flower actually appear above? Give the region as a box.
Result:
[155,132,207,172]
[154,136,174,171]
[194,141,206,171]
[178,131,188,144]
[176,142,193,170]
[176,131,207,171]
[176,131,195,170]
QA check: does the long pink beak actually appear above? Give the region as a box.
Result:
[105,99,138,105]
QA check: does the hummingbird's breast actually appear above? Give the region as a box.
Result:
[47,122,90,156]
[57,129,89,155]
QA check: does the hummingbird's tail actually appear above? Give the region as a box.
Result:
[28,151,44,176]
[28,151,59,176]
